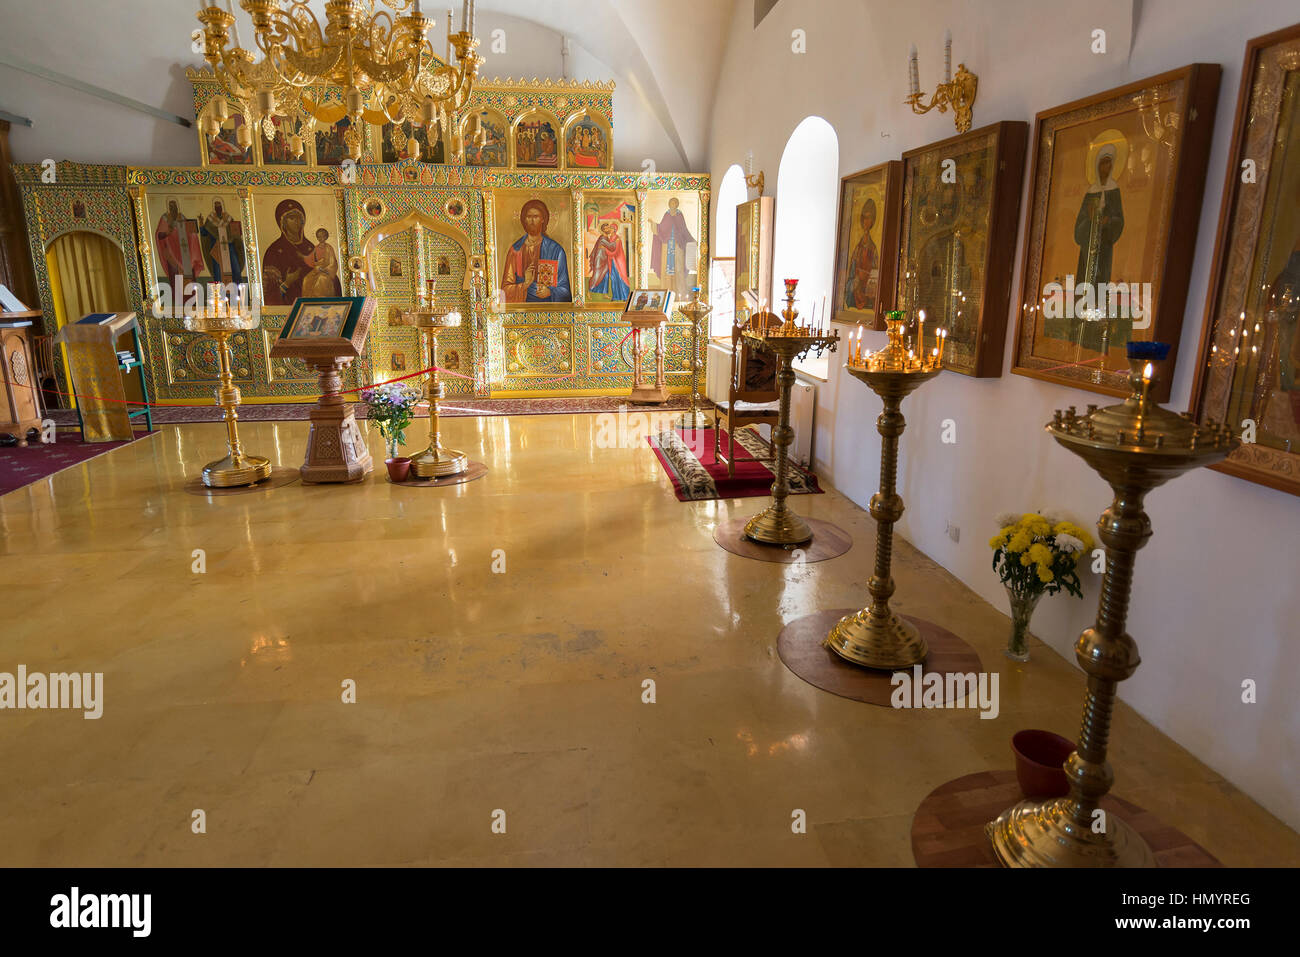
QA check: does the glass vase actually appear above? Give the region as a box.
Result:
[385,432,399,461]
[1004,587,1042,662]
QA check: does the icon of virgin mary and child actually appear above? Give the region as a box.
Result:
[501,199,572,303]
[261,199,342,305]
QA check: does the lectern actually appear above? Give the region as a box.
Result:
[269,296,375,483]
[624,289,673,405]
[53,312,149,442]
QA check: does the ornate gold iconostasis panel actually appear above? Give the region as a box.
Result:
[186,69,615,171]
[17,166,708,405]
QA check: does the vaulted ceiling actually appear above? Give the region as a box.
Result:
[0,0,735,171]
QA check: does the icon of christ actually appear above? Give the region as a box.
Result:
[501,199,571,303]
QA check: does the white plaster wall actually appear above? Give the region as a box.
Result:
[708,0,1300,830]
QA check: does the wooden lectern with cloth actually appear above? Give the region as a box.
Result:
[52,311,152,442]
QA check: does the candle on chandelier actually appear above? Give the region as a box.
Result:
[944,29,952,83]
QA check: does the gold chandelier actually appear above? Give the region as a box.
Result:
[195,0,482,161]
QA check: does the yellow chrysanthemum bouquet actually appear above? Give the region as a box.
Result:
[989,511,1095,661]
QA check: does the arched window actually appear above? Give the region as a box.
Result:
[771,116,839,372]
[715,164,746,258]
[708,163,747,336]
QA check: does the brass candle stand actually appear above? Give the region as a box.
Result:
[676,287,712,430]
[182,292,272,488]
[740,280,839,547]
[827,311,944,669]
[987,342,1239,868]
[394,280,468,478]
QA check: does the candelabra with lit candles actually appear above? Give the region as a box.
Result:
[826,309,947,669]
[987,341,1239,867]
[739,278,839,546]
[182,282,273,488]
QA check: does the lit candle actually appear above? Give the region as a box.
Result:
[917,308,925,362]
[856,324,864,364]
[937,328,947,364]
[931,346,938,369]
[944,29,952,83]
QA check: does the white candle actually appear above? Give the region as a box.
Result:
[944,29,952,83]
[908,45,919,95]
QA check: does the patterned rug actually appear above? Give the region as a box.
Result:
[648,425,823,502]
[43,394,704,426]
[0,431,157,496]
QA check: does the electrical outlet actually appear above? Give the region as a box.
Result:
[946,522,960,543]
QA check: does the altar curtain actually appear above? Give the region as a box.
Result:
[45,231,136,405]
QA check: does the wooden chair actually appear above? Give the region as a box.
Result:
[712,311,780,477]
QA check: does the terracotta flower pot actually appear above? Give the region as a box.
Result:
[1012,729,1075,798]
[385,456,411,482]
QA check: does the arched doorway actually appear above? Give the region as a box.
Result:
[44,230,137,407]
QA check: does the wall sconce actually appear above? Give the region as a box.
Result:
[744,150,765,195]
[906,30,978,133]
[1134,88,1180,148]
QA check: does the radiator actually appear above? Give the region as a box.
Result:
[705,341,816,466]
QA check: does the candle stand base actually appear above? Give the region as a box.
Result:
[825,607,927,670]
[986,797,1155,868]
[743,506,813,547]
[202,452,272,489]
[411,443,470,479]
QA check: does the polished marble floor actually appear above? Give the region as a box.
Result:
[2,413,1298,866]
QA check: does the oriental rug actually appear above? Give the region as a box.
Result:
[0,431,157,496]
[648,425,823,502]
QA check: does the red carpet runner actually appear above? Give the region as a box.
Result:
[0,432,157,496]
[648,425,823,502]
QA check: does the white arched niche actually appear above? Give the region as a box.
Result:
[708,163,746,335]
[771,116,839,374]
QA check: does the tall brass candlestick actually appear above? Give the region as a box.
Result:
[987,343,1239,867]
[741,281,839,546]
[394,287,468,478]
[183,310,271,488]
[828,311,939,668]
[677,288,712,430]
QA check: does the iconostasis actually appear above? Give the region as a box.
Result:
[14,70,709,404]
